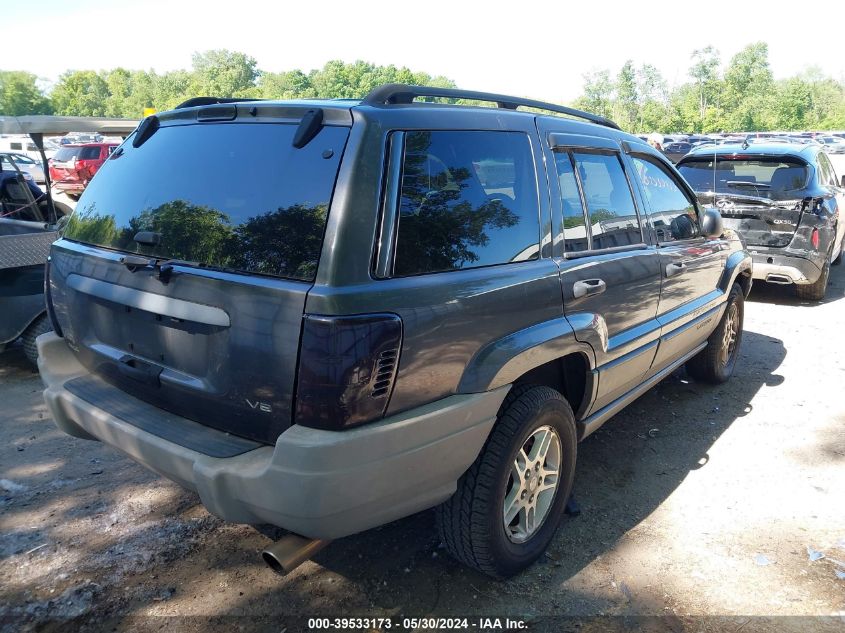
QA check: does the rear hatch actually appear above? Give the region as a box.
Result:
[677,155,809,247]
[50,146,86,182]
[49,112,350,444]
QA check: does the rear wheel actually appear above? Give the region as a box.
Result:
[436,385,577,578]
[796,258,830,301]
[686,283,744,384]
[21,313,51,367]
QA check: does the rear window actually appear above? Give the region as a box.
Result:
[678,157,809,200]
[63,122,349,281]
[53,147,83,162]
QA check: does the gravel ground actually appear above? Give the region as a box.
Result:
[1,267,844,633]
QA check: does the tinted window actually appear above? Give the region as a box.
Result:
[53,147,83,162]
[633,156,700,242]
[571,152,642,249]
[678,157,809,200]
[63,122,349,281]
[79,146,102,160]
[393,130,539,276]
[11,154,36,164]
[817,153,836,186]
[553,152,588,253]
[9,142,22,150]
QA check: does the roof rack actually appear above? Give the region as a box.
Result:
[362,84,621,131]
[175,96,260,109]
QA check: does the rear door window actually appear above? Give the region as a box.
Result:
[571,152,643,249]
[553,152,589,253]
[393,130,540,276]
[63,122,350,282]
[632,156,701,242]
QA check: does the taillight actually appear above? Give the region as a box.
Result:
[44,258,63,338]
[811,227,820,250]
[294,313,402,430]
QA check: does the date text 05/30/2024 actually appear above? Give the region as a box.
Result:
[307,617,528,630]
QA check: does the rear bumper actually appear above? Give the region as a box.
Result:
[37,333,506,539]
[749,250,822,285]
[51,182,85,193]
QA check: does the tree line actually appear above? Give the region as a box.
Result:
[572,42,845,132]
[1,44,843,132]
[0,51,455,119]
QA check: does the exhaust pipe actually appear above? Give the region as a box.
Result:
[766,274,792,285]
[262,534,331,575]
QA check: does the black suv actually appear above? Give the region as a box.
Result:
[677,142,845,301]
[38,85,751,578]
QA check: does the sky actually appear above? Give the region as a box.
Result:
[7,0,845,103]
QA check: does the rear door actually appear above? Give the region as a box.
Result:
[50,116,351,444]
[627,152,727,374]
[540,125,662,415]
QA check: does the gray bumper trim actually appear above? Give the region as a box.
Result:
[750,252,822,285]
[37,333,507,539]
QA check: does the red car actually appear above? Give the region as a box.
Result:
[48,143,118,196]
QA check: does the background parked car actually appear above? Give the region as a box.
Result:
[48,142,118,197]
[662,141,692,163]
[677,142,845,300]
[0,152,46,184]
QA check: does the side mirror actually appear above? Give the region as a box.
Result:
[702,208,724,238]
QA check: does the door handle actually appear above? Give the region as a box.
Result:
[665,262,687,278]
[117,354,163,387]
[573,278,607,299]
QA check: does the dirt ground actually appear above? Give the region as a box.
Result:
[2,268,845,633]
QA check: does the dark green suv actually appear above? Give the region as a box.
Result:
[38,85,751,578]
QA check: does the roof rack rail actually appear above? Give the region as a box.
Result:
[175,96,260,109]
[362,84,621,130]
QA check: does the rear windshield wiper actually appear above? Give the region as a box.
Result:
[119,254,199,284]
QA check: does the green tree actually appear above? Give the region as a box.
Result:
[259,69,314,99]
[773,78,812,130]
[689,46,721,127]
[574,70,614,119]
[722,42,774,131]
[0,71,52,115]
[614,60,639,131]
[51,70,110,116]
[636,64,668,132]
[103,69,156,118]
[153,70,193,110]
[189,49,259,97]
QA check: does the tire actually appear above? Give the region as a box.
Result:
[686,283,744,384]
[435,385,577,578]
[21,313,51,367]
[796,258,830,301]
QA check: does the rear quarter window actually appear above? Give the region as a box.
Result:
[392,130,540,276]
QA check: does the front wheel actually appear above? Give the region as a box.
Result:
[436,385,577,578]
[686,283,744,384]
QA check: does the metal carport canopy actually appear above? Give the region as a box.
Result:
[0,115,139,136]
